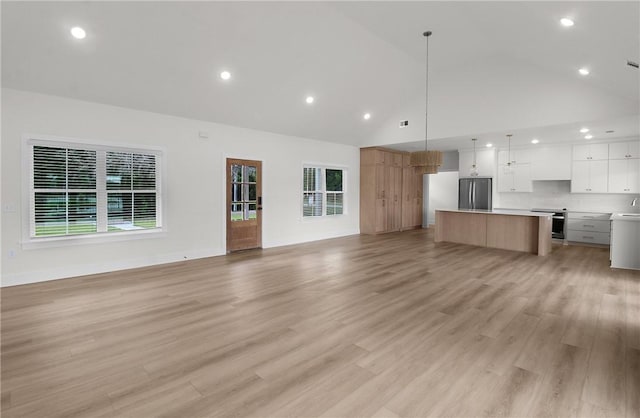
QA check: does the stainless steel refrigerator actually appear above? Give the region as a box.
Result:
[458,177,492,210]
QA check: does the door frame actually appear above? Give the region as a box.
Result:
[225,157,263,252]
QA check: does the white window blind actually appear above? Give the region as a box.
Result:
[33,146,98,236]
[303,167,323,217]
[29,140,161,239]
[302,167,344,217]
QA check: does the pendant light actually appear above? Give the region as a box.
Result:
[504,134,514,174]
[410,30,443,175]
[470,138,479,177]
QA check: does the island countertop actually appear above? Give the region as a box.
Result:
[436,208,553,217]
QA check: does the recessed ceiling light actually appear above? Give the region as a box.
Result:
[580,127,589,133]
[578,68,590,76]
[560,18,574,27]
[70,26,86,39]
[486,143,493,148]
[219,71,231,81]
[585,134,593,139]
[531,139,540,144]
[305,96,315,104]
[363,113,371,120]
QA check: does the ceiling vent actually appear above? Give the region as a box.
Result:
[399,120,409,128]
[628,60,639,69]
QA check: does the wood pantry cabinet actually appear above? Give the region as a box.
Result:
[360,148,423,234]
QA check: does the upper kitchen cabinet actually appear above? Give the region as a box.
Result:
[497,163,532,192]
[498,149,532,166]
[571,160,608,193]
[573,143,608,161]
[530,145,572,180]
[458,148,495,177]
[609,141,640,160]
[608,158,640,193]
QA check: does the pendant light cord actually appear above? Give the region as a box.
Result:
[424,31,432,153]
[473,138,477,166]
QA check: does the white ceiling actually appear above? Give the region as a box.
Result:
[2,1,639,150]
[391,114,640,152]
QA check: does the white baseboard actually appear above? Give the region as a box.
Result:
[263,229,360,249]
[1,229,361,287]
[1,248,225,287]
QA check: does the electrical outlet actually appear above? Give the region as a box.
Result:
[3,203,16,213]
[8,249,16,258]
[399,120,409,128]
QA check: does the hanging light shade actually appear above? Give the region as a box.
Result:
[503,134,514,174]
[410,30,443,175]
[470,138,479,177]
[410,150,443,174]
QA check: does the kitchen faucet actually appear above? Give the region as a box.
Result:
[632,197,638,207]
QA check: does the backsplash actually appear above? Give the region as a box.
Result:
[496,181,640,213]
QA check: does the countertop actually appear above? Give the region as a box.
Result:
[610,213,640,222]
[436,209,552,217]
[495,207,613,215]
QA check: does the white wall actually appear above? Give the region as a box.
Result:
[1,89,360,286]
[427,171,460,225]
[496,181,639,213]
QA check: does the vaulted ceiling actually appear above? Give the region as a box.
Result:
[2,1,638,150]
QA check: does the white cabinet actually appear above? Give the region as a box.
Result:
[610,216,640,270]
[531,145,572,180]
[609,141,640,160]
[573,143,608,161]
[608,158,640,193]
[458,149,495,177]
[571,160,608,193]
[498,163,532,192]
[567,212,611,246]
[567,218,611,233]
[498,149,532,166]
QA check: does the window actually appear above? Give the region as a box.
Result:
[302,167,344,217]
[230,163,258,221]
[28,138,162,239]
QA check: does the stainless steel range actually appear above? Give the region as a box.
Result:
[531,208,567,240]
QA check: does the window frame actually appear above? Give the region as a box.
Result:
[301,163,347,219]
[22,134,165,249]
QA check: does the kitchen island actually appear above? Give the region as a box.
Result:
[435,209,553,256]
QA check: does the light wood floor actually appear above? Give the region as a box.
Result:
[2,229,639,418]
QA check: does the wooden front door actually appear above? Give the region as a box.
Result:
[226,158,262,252]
